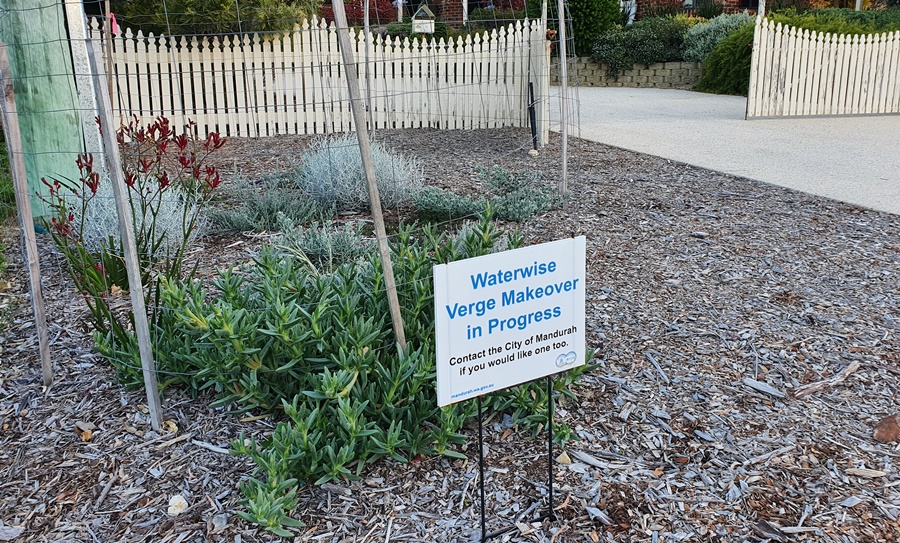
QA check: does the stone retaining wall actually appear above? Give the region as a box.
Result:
[551,59,703,89]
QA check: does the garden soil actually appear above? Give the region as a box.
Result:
[1,128,898,542]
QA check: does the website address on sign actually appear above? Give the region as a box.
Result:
[451,383,495,400]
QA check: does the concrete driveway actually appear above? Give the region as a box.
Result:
[555,87,900,215]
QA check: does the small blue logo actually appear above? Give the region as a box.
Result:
[555,351,577,367]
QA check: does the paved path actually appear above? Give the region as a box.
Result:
[556,87,900,215]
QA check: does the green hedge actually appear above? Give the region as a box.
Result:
[591,16,692,77]
[769,7,900,34]
[527,0,619,56]
[694,22,754,95]
[695,7,900,96]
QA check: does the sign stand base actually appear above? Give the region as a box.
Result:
[475,375,556,542]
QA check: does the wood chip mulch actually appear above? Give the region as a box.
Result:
[1,128,898,543]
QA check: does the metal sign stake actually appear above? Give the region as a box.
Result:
[474,375,556,542]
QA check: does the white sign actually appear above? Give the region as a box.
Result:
[434,237,586,406]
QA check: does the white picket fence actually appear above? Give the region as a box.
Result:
[87,18,549,137]
[747,17,900,118]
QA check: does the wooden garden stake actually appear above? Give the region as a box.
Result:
[0,43,53,387]
[556,0,568,198]
[87,42,163,431]
[330,1,407,351]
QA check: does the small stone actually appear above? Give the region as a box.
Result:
[555,451,572,465]
[839,496,863,508]
[167,495,189,516]
[209,513,228,534]
[874,414,900,443]
[528,149,539,157]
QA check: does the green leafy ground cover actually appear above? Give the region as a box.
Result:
[43,123,592,537]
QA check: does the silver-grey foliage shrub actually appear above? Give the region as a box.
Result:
[294,134,423,211]
[74,176,205,254]
[274,218,374,273]
[210,177,327,233]
[683,12,754,63]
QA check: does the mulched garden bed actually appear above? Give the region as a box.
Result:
[1,128,898,542]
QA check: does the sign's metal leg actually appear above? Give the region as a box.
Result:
[547,375,555,521]
[477,394,487,543]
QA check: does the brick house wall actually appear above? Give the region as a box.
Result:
[435,0,464,22]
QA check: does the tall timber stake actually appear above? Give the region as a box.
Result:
[556,0,569,197]
[330,1,407,351]
[87,42,163,431]
[0,43,53,387]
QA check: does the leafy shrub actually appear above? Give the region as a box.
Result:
[0,138,12,279]
[467,8,526,31]
[673,13,707,28]
[110,0,313,35]
[413,186,484,222]
[293,134,423,212]
[414,167,555,223]
[694,22,754,95]
[569,0,622,56]
[591,16,691,76]
[683,12,753,62]
[0,136,13,223]
[640,0,683,18]
[480,166,556,222]
[526,0,620,55]
[273,219,374,273]
[767,0,813,12]
[692,0,724,19]
[769,7,900,34]
[319,0,396,26]
[384,17,453,41]
[210,177,328,233]
[43,116,225,386]
[136,210,593,533]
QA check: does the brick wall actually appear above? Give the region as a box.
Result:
[435,0,463,23]
[551,59,703,89]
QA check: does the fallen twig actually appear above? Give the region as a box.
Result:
[191,439,229,455]
[94,474,118,510]
[154,432,193,451]
[792,360,861,399]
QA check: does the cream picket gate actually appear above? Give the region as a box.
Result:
[88,18,549,137]
[747,17,900,118]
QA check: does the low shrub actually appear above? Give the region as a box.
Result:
[694,22,754,95]
[640,0,683,18]
[683,12,753,62]
[480,166,556,222]
[413,186,484,222]
[210,177,328,233]
[131,210,593,535]
[467,8,525,31]
[111,0,311,35]
[414,166,555,223]
[384,17,453,41]
[770,7,900,34]
[273,219,374,273]
[692,0,724,19]
[292,134,423,212]
[319,0,397,26]
[591,16,691,76]
[526,0,620,55]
